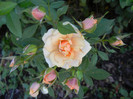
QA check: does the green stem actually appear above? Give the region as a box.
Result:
[102,42,108,50]
[72,69,76,77]
[80,29,85,33]
[18,65,23,85]
[47,0,56,28]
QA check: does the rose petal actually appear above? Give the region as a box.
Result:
[43,48,54,67]
[49,51,69,67]
[81,40,92,56]
[71,36,85,51]
[42,29,56,43]
[62,59,81,69]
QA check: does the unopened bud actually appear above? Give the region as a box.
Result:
[23,44,37,55]
[43,68,57,85]
[82,16,97,33]
[29,82,40,97]
[32,6,46,21]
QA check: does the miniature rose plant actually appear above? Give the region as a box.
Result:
[0,0,129,98]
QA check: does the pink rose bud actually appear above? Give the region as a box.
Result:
[110,37,125,46]
[82,16,97,30]
[9,57,27,67]
[9,58,15,67]
[32,7,46,21]
[65,78,79,94]
[43,69,57,84]
[29,82,40,97]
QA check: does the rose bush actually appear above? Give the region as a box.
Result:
[0,0,130,98]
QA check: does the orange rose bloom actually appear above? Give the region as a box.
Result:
[42,22,92,69]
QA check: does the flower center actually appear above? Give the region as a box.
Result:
[59,40,72,56]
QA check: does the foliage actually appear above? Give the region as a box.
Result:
[0,0,132,98]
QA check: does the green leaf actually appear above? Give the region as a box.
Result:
[51,1,64,8]
[31,0,47,7]
[119,88,128,97]
[0,81,4,88]
[57,5,68,17]
[30,54,46,72]
[105,0,111,3]
[11,35,23,47]
[78,57,97,71]
[91,53,98,66]
[88,37,100,45]
[2,67,9,79]
[19,0,33,8]
[25,68,37,75]
[78,86,84,99]
[88,69,110,80]
[86,18,114,37]
[50,7,58,21]
[40,25,47,36]
[84,74,93,86]
[57,22,76,34]
[131,5,133,11]
[76,70,83,80]
[21,38,42,46]
[106,49,116,53]
[0,1,17,15]
[119,0,130,9]
[0,16,6,27]
[78,58,89,71]
[125,97,131,99]
[93,0,101,3]
[48,87,55,98]
[22,24,38,39]
[6,11,22,38]
[98,51,109,61]
[59,71,71,82]
[80,0,87,6]
[130,91,133,98]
